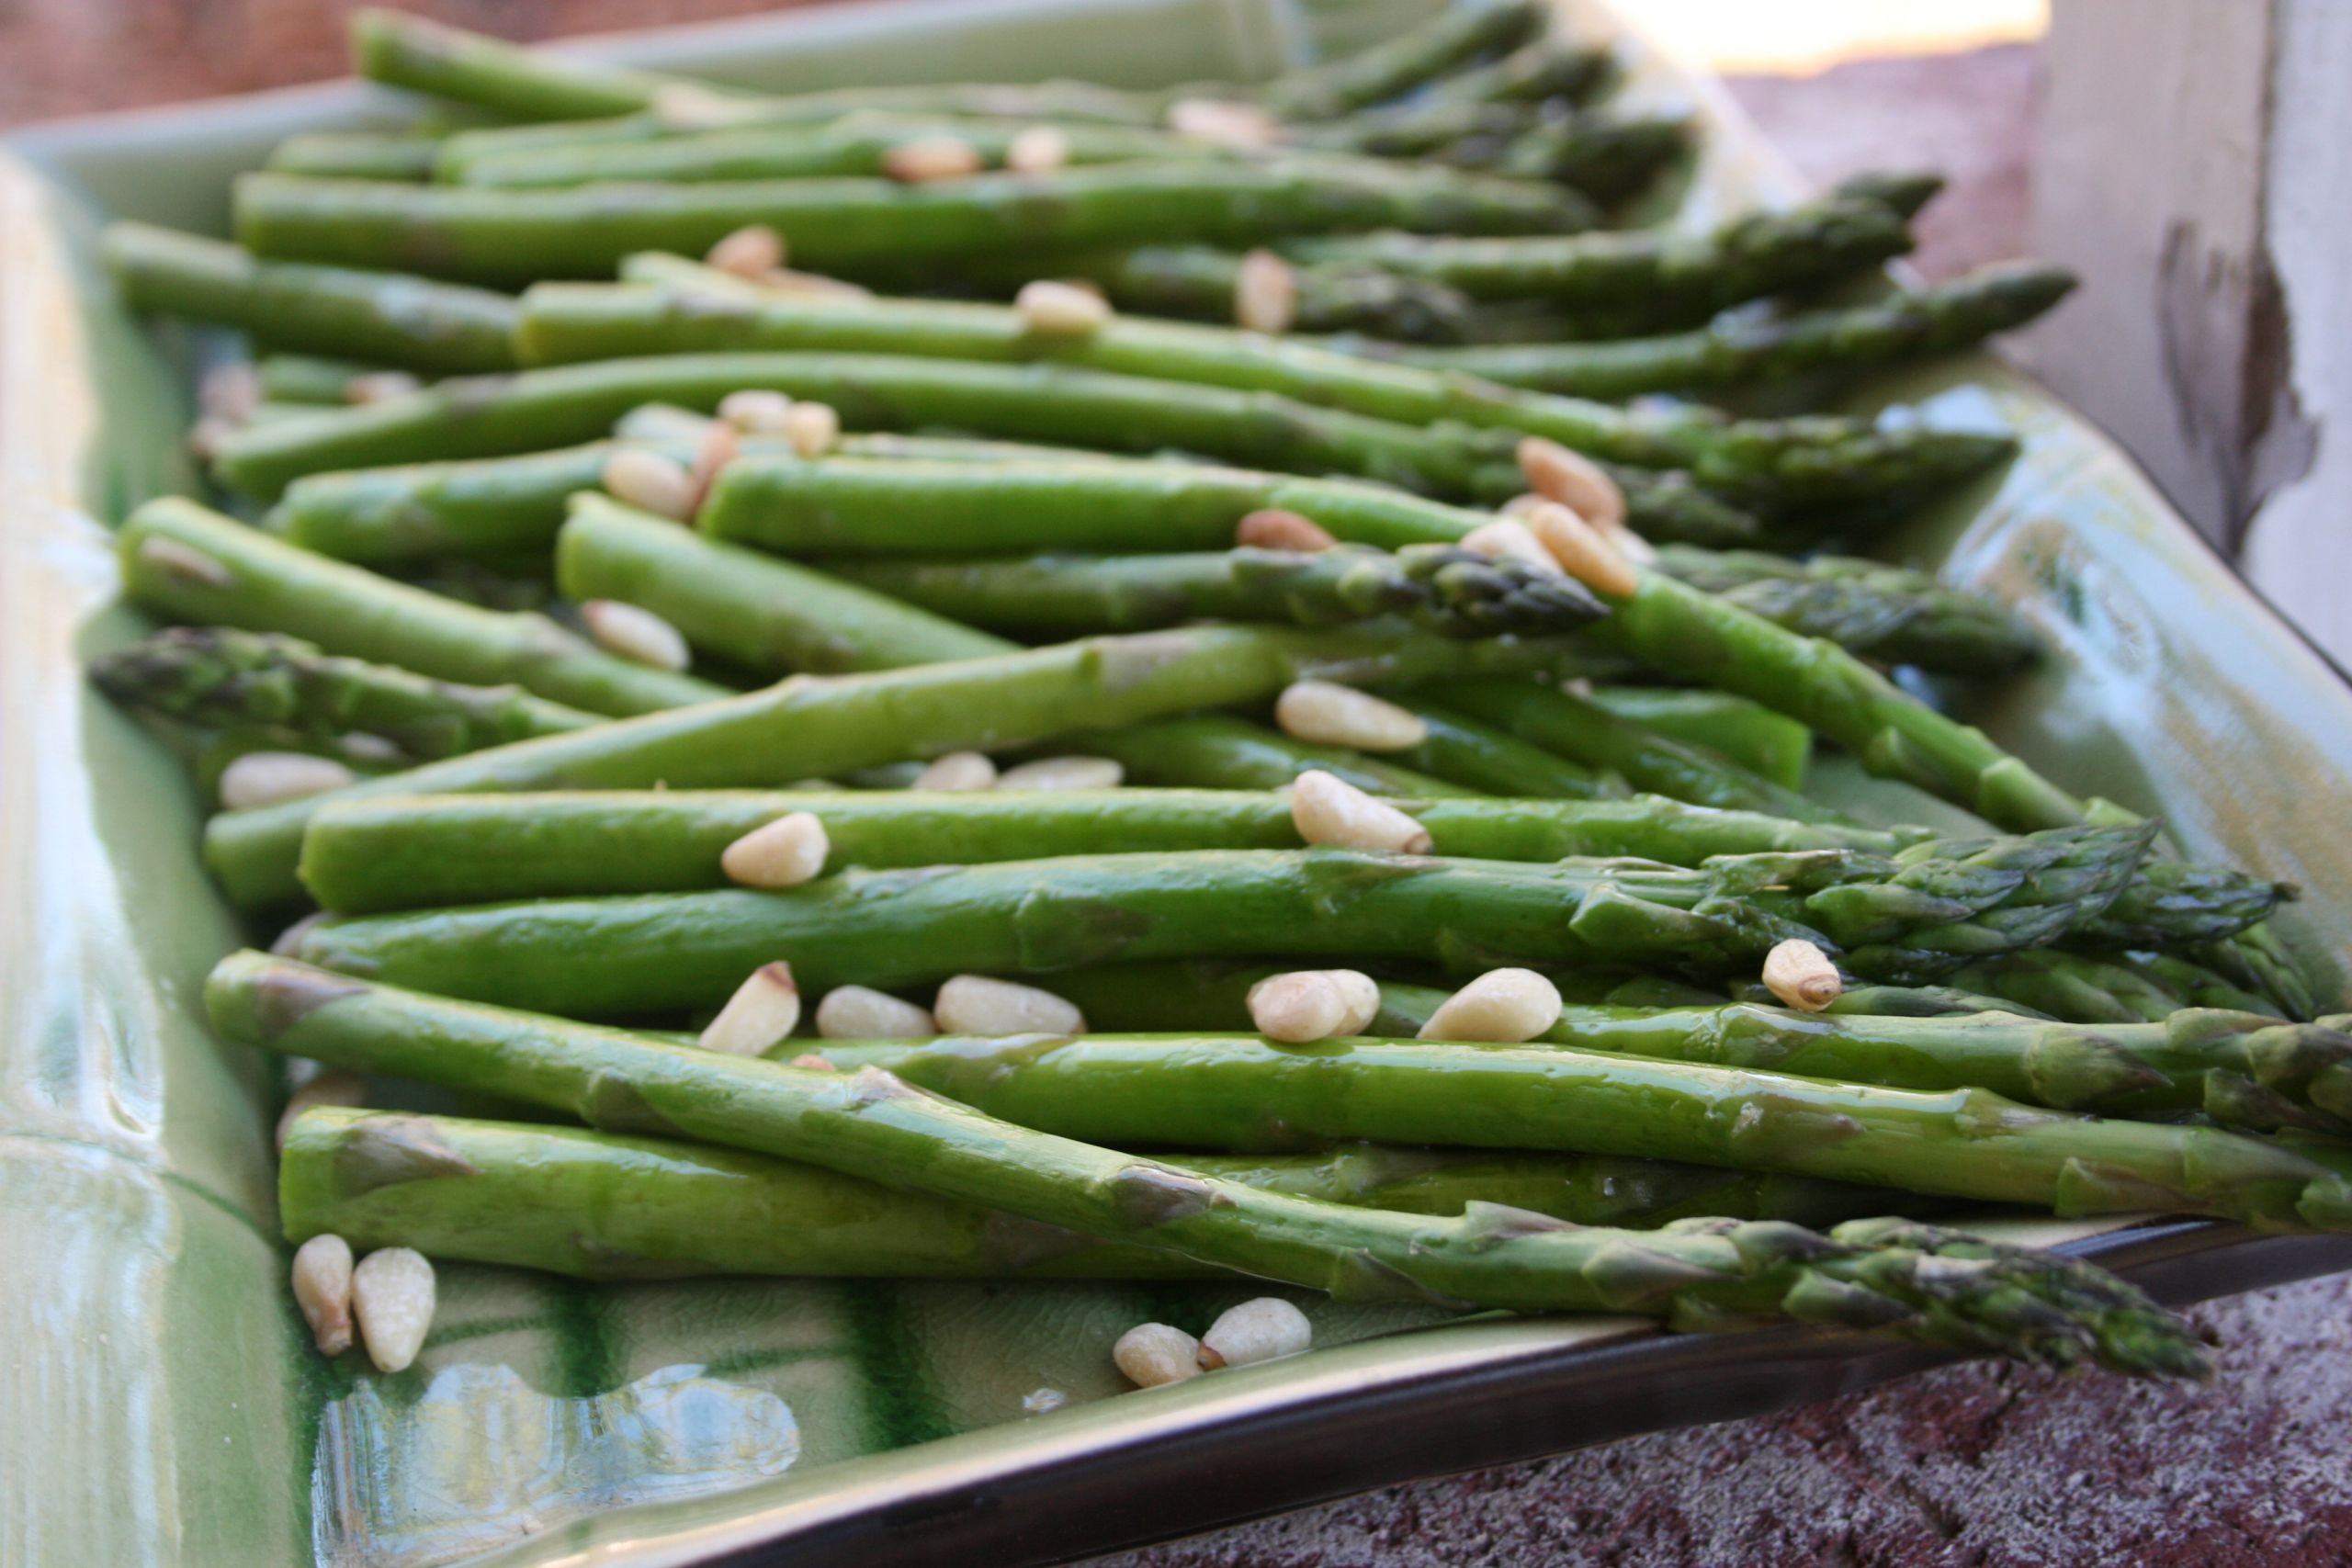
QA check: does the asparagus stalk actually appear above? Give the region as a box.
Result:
[283,826,2155,1010]
[1041,715,1476,800]
[1384,264,2076,398]
[1254,0,1548,120]
[1411,678,1847,823]
[822,544,1606,640]
[202,620,1590,907]
[213,953,2208,1373]
[119,498,723,716]
[1583,686,1813,789]
[234,160,1587,288]
[91,627,595,760]
[510,284,2016,511]
[1652,546,2036,674]
[1376,700,1623,799]
[1363,987,2352,1134]
[1420,35,1620,107]
[1488,111,1692,203]
[453,113,1234,189]
[1279,186,1916,314]
[789,1029,2352,1235]
[1286,99,1543,162]
[557,494,1008,674]
[297,785,1912,913]
[1952,950,2284,1026]
[209,353,1530,502]
[283,1107,1925,1280]
[955,244,1482,343]
[266,130,441,181]
[101,222,517,374]
[254,355,392,405]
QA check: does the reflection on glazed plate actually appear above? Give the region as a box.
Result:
[3,1,2350,1564]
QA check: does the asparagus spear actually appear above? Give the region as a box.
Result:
[297,785,1913,913]
[1412,678,1847,823]
[101,222,517,375]
[511,284,2016,511]
[284,1107,1927,1280]
[1652,546,2036,674]
[1374,986,2352,1134]
[1583,686,1813,789]
[203,620,1591,907]
[789,1027,2352,1234]
[1043,716,1476,800]
[1488,110,1692,203]
[1384,264,2076,398]
[1952,950,2284,1026]
[209,353,1530,502]
[213,953,2208,1373]
[1254,0,1548,119]
[1287,98,1544,161]
[952,243,1482,343]
[822,544,1606,640]
[234,158,1588,288]
[266,130,441,181]
[1279,187,1916,314]
[284,825,2155,1010]
[1376,700,1623,800]
[91,627,595,760]
[254,355,392,405]
[557,495,1008,674]
[454,113,1234,189]
[1419,34,1620,107]
[119,498,724,716]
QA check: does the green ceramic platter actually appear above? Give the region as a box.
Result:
[6,1,2351,1563]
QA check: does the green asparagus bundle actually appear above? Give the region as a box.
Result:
[281,825,2156,1011]
[511,283,2016,511]
[285,1105,1931,1279]
[119,498,723,716]
[234,155,1589,288]
[1381,263,2076,398]
[823,543,1607,640]
[91,626,595,759]
[1651,546,2037,673]
[202,619,1591,908]
[297,786,1910,913]
[215,953,2207,1373]
[101,222,518,374]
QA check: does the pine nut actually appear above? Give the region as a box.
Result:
[198,363,260,423]
[1235,507,1336,552]
[1015,278,1114,338]
[1499,492,1549,520]
[1763,938,1844,1012]
[684,419,739,514]
[290,1234,355,1357]
[601,446,696,519]
[720,811,830,888]
[995,755,1124,791]
[883,135,985,183]
[700,962,802,1055]
[934,975,1086,1036]
[582,599,693,671]
[1114,1322,1204,1388]
[1274,680,1427,752]
[653,83,740,130]
[782,400,841,457]
[275,1067,367,1152]
[345,370,422,405]
[1417,967,1563,1043]
[1459,518,1566,575]
[1006,124,1071,175]
[1516,436,1627,532]
[1198,1297,1312,1370]
[221,751,359,812]
[1166,97,1283,148]
[135,535,233,588]
[1288,769,1431,854]
[1234,248,1297,333]
[718,389,797,434]
[1246,969,1381,1043]
[1522,499,1641,599]
[707,223,786,277]
[351,1247,436,1374]
[913,750,998,791]
[815,985,939,1039]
